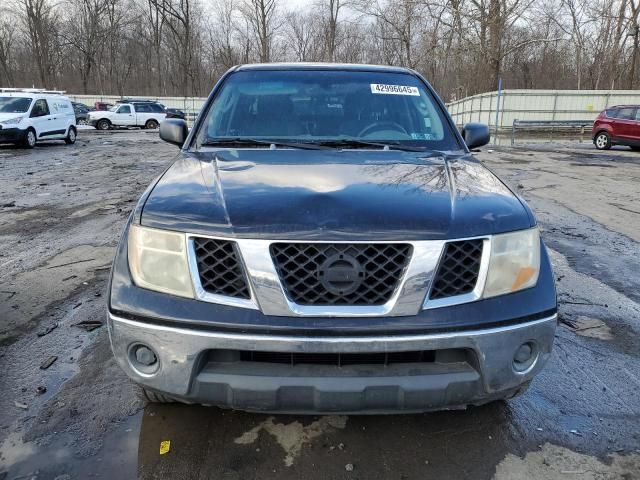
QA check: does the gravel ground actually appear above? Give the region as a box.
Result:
[0,132,639,479]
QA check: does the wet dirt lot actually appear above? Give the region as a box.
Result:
[0,131,639,479]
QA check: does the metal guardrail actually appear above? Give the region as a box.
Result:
[511,119,594,145]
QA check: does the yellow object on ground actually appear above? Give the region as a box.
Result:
[160,440,171,455]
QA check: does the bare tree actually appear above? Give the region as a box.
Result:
[0,15,16,85]
[285,10,321,61]
[102,0,135,96]
[354,0,425,68]
[0,0,639,99]
[63,0,111,93]
[144,0,166,94]
[319,0,343,61]
[149,0,199,94]
[18,0,60,87]
[240,0,279,62]
[627,0,640,88]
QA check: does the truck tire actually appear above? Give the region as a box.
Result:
[145,119,159,130]
[136,385,175,404]
[96,119,111,131]
[22,128,37,149]
[64,127,77,145]
[505,380,532,400]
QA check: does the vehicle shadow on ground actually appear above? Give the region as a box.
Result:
[137,401,516,479]
[0,141,72,151]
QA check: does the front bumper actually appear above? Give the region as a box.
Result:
[0,127,25,143]
[108,312,557,413]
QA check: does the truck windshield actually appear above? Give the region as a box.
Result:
[0,97,32,113]
[200,70,459,150]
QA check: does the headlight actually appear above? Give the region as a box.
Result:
[483,228,540,298]
[0,117,23,125]
[127,225,194,298]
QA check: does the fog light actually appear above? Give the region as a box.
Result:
[128,343,160,375]
[513,342,537,372]
[135,345,157,366]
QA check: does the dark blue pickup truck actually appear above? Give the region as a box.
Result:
[107,63,557,413]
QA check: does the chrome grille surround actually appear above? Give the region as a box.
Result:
[185,234,492,316]
[192,237,251,299]
[429,240,484,299]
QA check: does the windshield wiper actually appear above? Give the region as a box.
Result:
[315,139,432,152]
[201,137,444,154]
[201,138,332,150]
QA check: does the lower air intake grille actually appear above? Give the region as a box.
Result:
[239,350,436,366]
[270,243,412,306]
[193,237,250,299]
[429,239,484,299]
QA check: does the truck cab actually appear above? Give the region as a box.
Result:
[88,101,166,130]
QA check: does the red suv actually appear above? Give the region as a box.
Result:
[592,105,640,151]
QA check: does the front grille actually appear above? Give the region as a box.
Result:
[193,237,251,299]
[270,243,412,306]
[239,350,435,366]
[429,239,483,300]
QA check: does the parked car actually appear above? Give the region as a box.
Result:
[108,64,557,412]
[94,101,114,111]
[88,101,166,130]
[71,101,92,124]
[0,88,77,148]
[117,98,187,120]
[165,107,186,120]
[593,105,640,150]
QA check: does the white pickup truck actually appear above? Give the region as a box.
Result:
[88,101,166,130]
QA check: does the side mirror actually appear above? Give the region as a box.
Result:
[159,118,188,147]
[461,123,490,150]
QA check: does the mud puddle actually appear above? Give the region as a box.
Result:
[0,411,141,479]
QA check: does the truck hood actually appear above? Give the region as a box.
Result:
[88,110,113,118]
[140,149,534,240]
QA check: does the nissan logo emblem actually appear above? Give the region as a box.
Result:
[318,254,365,295]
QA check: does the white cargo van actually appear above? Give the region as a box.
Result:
[0,88,77,148]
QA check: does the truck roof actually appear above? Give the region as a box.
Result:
[0,91,70,102]
[234,63,414,74]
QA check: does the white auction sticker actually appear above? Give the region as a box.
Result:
[370,84,420,96]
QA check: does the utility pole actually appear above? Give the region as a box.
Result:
[629,24,639,89]
[494,77,502,145]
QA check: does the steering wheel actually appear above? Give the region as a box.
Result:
[358,121,409,138]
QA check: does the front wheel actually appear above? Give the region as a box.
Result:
[594,132,611,150]
[22,129,37,149]
[136,385,175,403]
[96,119,111,130]
[145,119,159,130]
[64,127,77,145]
[504,380,532,400]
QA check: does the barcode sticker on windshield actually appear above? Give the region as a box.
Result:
[370,84,420,96]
